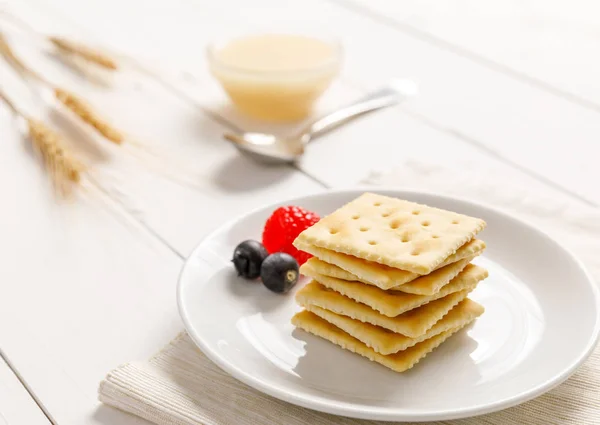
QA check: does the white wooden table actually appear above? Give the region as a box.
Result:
[0,1,598,423]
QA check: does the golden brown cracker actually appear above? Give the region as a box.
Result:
[297,281,474,336]
[292,310,467,373]
[296,239,486,290]
[302,256,475,295]
[294,193,486,274]
[301,264,488,317]
[305,298,484,354]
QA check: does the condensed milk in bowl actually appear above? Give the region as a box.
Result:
[207,33,342,122]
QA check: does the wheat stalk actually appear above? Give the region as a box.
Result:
[0,32,53,87]
[54,87,123,144]
[0,89,84,195]
[27,118,84,185]
[0,86,21,115]
[0,33,125,144]
[0,32,31,77]
[50,37,118,71]
[0,10,118,72]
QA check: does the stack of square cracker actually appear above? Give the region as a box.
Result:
[291,193,488,373]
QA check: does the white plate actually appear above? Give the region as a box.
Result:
[177,189,600,422]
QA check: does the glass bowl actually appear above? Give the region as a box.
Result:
[207,33,343,122]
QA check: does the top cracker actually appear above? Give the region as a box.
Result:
[294,193,486,274]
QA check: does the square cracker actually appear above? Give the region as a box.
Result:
[301,263,488,317]
[292,310,466,373]
[302,256,475,295]
[297,281,473,336]
[294,193,486,274]
[296,239,486,290]
[305,298,484,355]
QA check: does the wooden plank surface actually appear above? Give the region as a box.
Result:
[0,0,598,424]
[33,0,600,205]
[336,0,600,108]
[0,357,50,425]
[0,2,322,423]
[0,102,184,424]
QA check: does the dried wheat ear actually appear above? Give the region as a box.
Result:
[0,89,85,195]
[50,37,118,71]
[0,32,124,144]
[27,118,85,187]
[0,10,118,70]
[54,88,123,144]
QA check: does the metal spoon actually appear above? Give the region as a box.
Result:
[224,79,418,164]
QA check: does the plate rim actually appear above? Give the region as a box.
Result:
[177,188,600,422]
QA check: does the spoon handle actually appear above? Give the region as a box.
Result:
[302,79,417,140]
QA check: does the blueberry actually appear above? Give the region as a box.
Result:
[260,253,299,294]
[232,240,268,279]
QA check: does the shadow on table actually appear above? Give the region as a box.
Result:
[194,105,244,146]
[210,154,298,192]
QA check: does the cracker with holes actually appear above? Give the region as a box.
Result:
[302,264,487,317]
[302,255,477,295]
[291,192,489,373]
[294,193,486,274]
[295,239,486,290]
[292,310,468,373]
[304,298,484,355]
[297,281,475,337]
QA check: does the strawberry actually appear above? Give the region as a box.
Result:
[262,206,320,265]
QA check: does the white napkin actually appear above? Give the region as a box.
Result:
[99,160,600,425]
